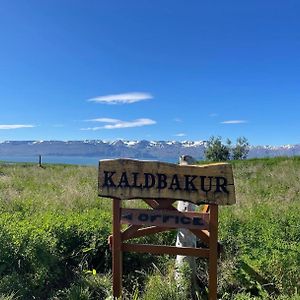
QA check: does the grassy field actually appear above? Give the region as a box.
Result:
[0,157,299,299]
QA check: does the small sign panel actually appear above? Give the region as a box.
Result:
[121,208,209,230]
[98,159,236,205]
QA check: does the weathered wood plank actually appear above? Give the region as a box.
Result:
[98,159,235,205]
[121,224,142,241]
[191,229,210,244]
[122,226,174,241]
[121,208,209,230]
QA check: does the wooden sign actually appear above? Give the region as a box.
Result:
[98,158,235,205]
[121,208,209,230]
[99,158,237,300]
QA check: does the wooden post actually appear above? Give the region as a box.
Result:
[208,204,218,300]
[112,198,122,299]
[38,155,42,167]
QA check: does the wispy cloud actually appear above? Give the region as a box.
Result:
[86,118,120,123]
[209,113,218,117]
[221,120,248,124]
[175,133,186,137]
[81,118,156,130]
[0,124,35,130]
[174,118,183,123]
[88,92,153,104]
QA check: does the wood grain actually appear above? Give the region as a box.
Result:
[121,208,209,230]
[98,159,236,205]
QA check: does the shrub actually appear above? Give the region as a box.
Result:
[0,210,112,299]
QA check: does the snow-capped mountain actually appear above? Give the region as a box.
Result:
[0,140,299,161]
[0,140,205,160]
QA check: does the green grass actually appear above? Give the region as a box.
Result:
[0,158,299,299]
[216,157,300,298]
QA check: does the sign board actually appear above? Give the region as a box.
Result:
[98,158,235,299]
[121,208,209,230]
[98,159,235,205]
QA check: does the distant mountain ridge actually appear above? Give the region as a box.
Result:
[0,140,299,161]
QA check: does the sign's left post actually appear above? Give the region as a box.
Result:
[112,198,122,298]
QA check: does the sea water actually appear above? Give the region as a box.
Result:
[0,155,177,166]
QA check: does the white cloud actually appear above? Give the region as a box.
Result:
[81,127,102,131]
[87,118,120,123]
[209,113,218,117]
[221,120,248,124]
[81,118,156,130]
[0,124,35,130]
[88,92,153,104]
[175,133,186,137]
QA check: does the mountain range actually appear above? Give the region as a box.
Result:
[0,140,299,161]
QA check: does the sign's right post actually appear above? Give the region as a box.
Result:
[209,204,218,300]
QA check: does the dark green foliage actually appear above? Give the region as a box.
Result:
[205,136,231,162]
[0,210,112,299]
[232,137,250,160]
[205,136,250,161]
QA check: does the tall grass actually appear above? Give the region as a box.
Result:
[217,157,300,297]
[0,158,299,299]
[0,163,101,213]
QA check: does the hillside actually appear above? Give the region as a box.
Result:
[0,157,299,299]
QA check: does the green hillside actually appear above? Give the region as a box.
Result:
[0,157,299,299]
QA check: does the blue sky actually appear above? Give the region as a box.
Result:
[0,0,299,145]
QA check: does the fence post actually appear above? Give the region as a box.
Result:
[38,155,42,167]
